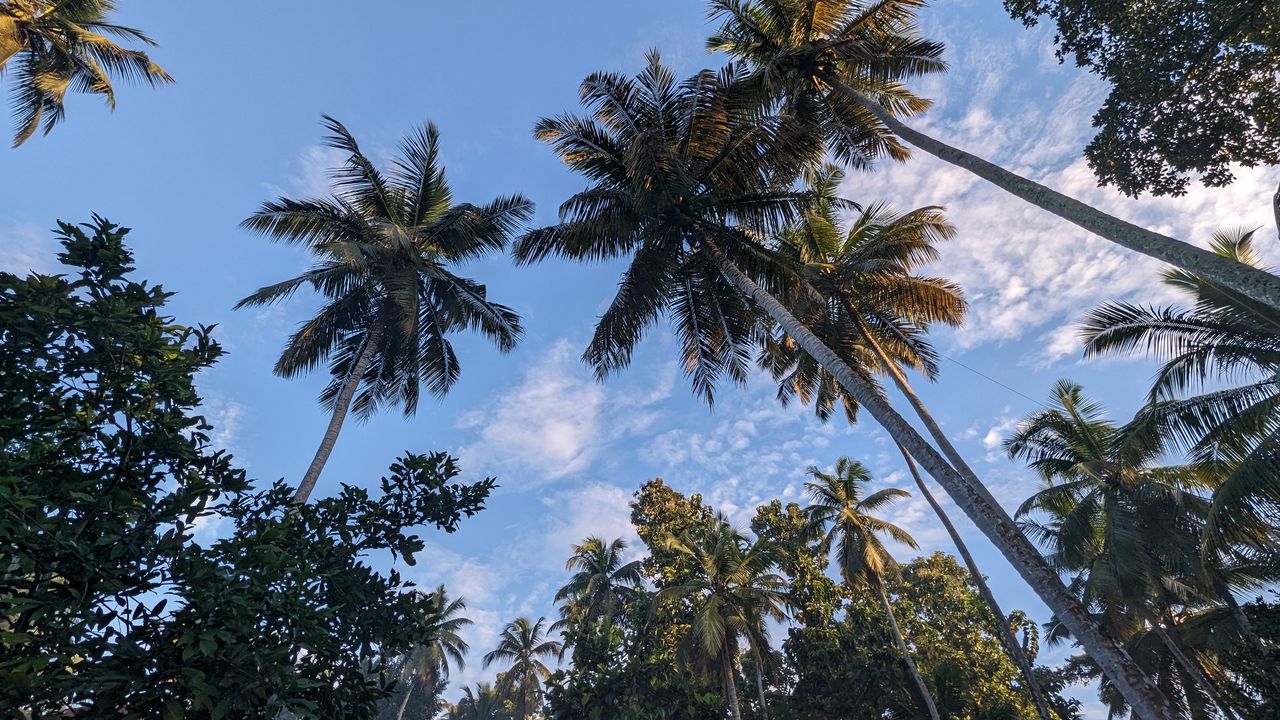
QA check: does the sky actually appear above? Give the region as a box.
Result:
[2,1,1278,716]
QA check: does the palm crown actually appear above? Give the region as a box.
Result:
[514,52,817,402]
[0,0,172,145]
[554,536,644,632]
[239,116,529,418]
[804,457,917,587]
[482,616,563,720]
[761,163,964,422]
[706,0,945,167]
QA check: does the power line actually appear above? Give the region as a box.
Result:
[937,351,1041,404]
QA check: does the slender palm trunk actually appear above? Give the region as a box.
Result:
[394,676,415,720]
[699,237,1179,720]
[828,80,1280,311]
[896,445,1057,720]
[1151,620,1238,720]
[751,646,769,720]
[851,310,1056,720]
[293,326,379,505]
[1272,181,1279,243]
[723,655,743,720]
[875,582,942,720]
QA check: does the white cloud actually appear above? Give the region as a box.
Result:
[0,221,56,275]
[539,483,641,567]
[458,339,671,486]
[843,38,1280,367]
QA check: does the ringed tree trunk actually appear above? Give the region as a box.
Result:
[698,236,1180,720]
[394,675,415,720]
[896,445,1058,720]
[828,81,1280,311]
[293,326,380,505]
[848,308,1057,720]
[723,653,744,720]
[875,582,942,720]
[751,645,769,720]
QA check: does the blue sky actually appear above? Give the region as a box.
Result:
[3,1,1278,715]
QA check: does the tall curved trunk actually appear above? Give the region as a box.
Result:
[699,236,1179,720]
[723,654,743,720]
[751,645,769,720]
[293,326,380,505]
[896,445,1058,720]
[849,310,1057,720]
[829,81,1280,311]
[1272,181,1279,243]
[876,582,942,720]
[394,676,415,720]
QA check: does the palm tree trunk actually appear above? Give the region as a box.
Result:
[292,326,379,505]
[1150,620,1238,720]
[698,236,1179,720]
[896,444,1058,720]
[876,582,942,720]
[828,80,1280,311]
[394,676,415,720]
[752,646,769,720]
[849,309,1057,720]
[723,655,743,720]
[1272,181,1279,243]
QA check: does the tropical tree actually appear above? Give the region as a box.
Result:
[706,0,1280,311]
[759,167,1057,720]
[483,616,563,720]
[654,517,788,720]
[517,52,1174,718]
[555,536,644,640]
[448,683,508,720]
[1080,229,1280,552]
[386,586,472,720]
[1006,380,1246,718]
[0,0,172,145]
[237,116,530,504]
[804,457,941,720]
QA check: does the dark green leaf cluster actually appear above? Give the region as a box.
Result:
[0,220,494,718]
[1004,0,1280,195]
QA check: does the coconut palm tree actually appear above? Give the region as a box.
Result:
[759,165,1058,720]
[1080,229,1280,551]
[554,536,644,639]
[483,616,562,720]
[236,116,530,504]
[1006,380,1244,719]
[706,0,1280,311]
[654,517,788,720]
[517,52,1176,718]
[804,457,941,720]
[0,0,172,145]
[447,683,506,720]
[388,586,471,720]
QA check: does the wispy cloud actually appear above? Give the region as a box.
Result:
[0,221,56,275]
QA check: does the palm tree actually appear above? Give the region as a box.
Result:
[654,517,788,720]
[1006,380,1244,719]
[389,586,471,720]
[482,616,562,720]
[804,457,941,720]
[759,166,1058,720]
[1080,229,1280,551]
[707,0,1280,310]
[236,116,530,504]
[447,683,506,720]
[516,53,1175,718]
[0,0,172,145]
[554,536,644,640]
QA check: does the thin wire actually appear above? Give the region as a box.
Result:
[937,351,1041,404]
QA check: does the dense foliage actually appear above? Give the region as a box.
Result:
[1004,0,1280,196]
[0,220,494,718]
